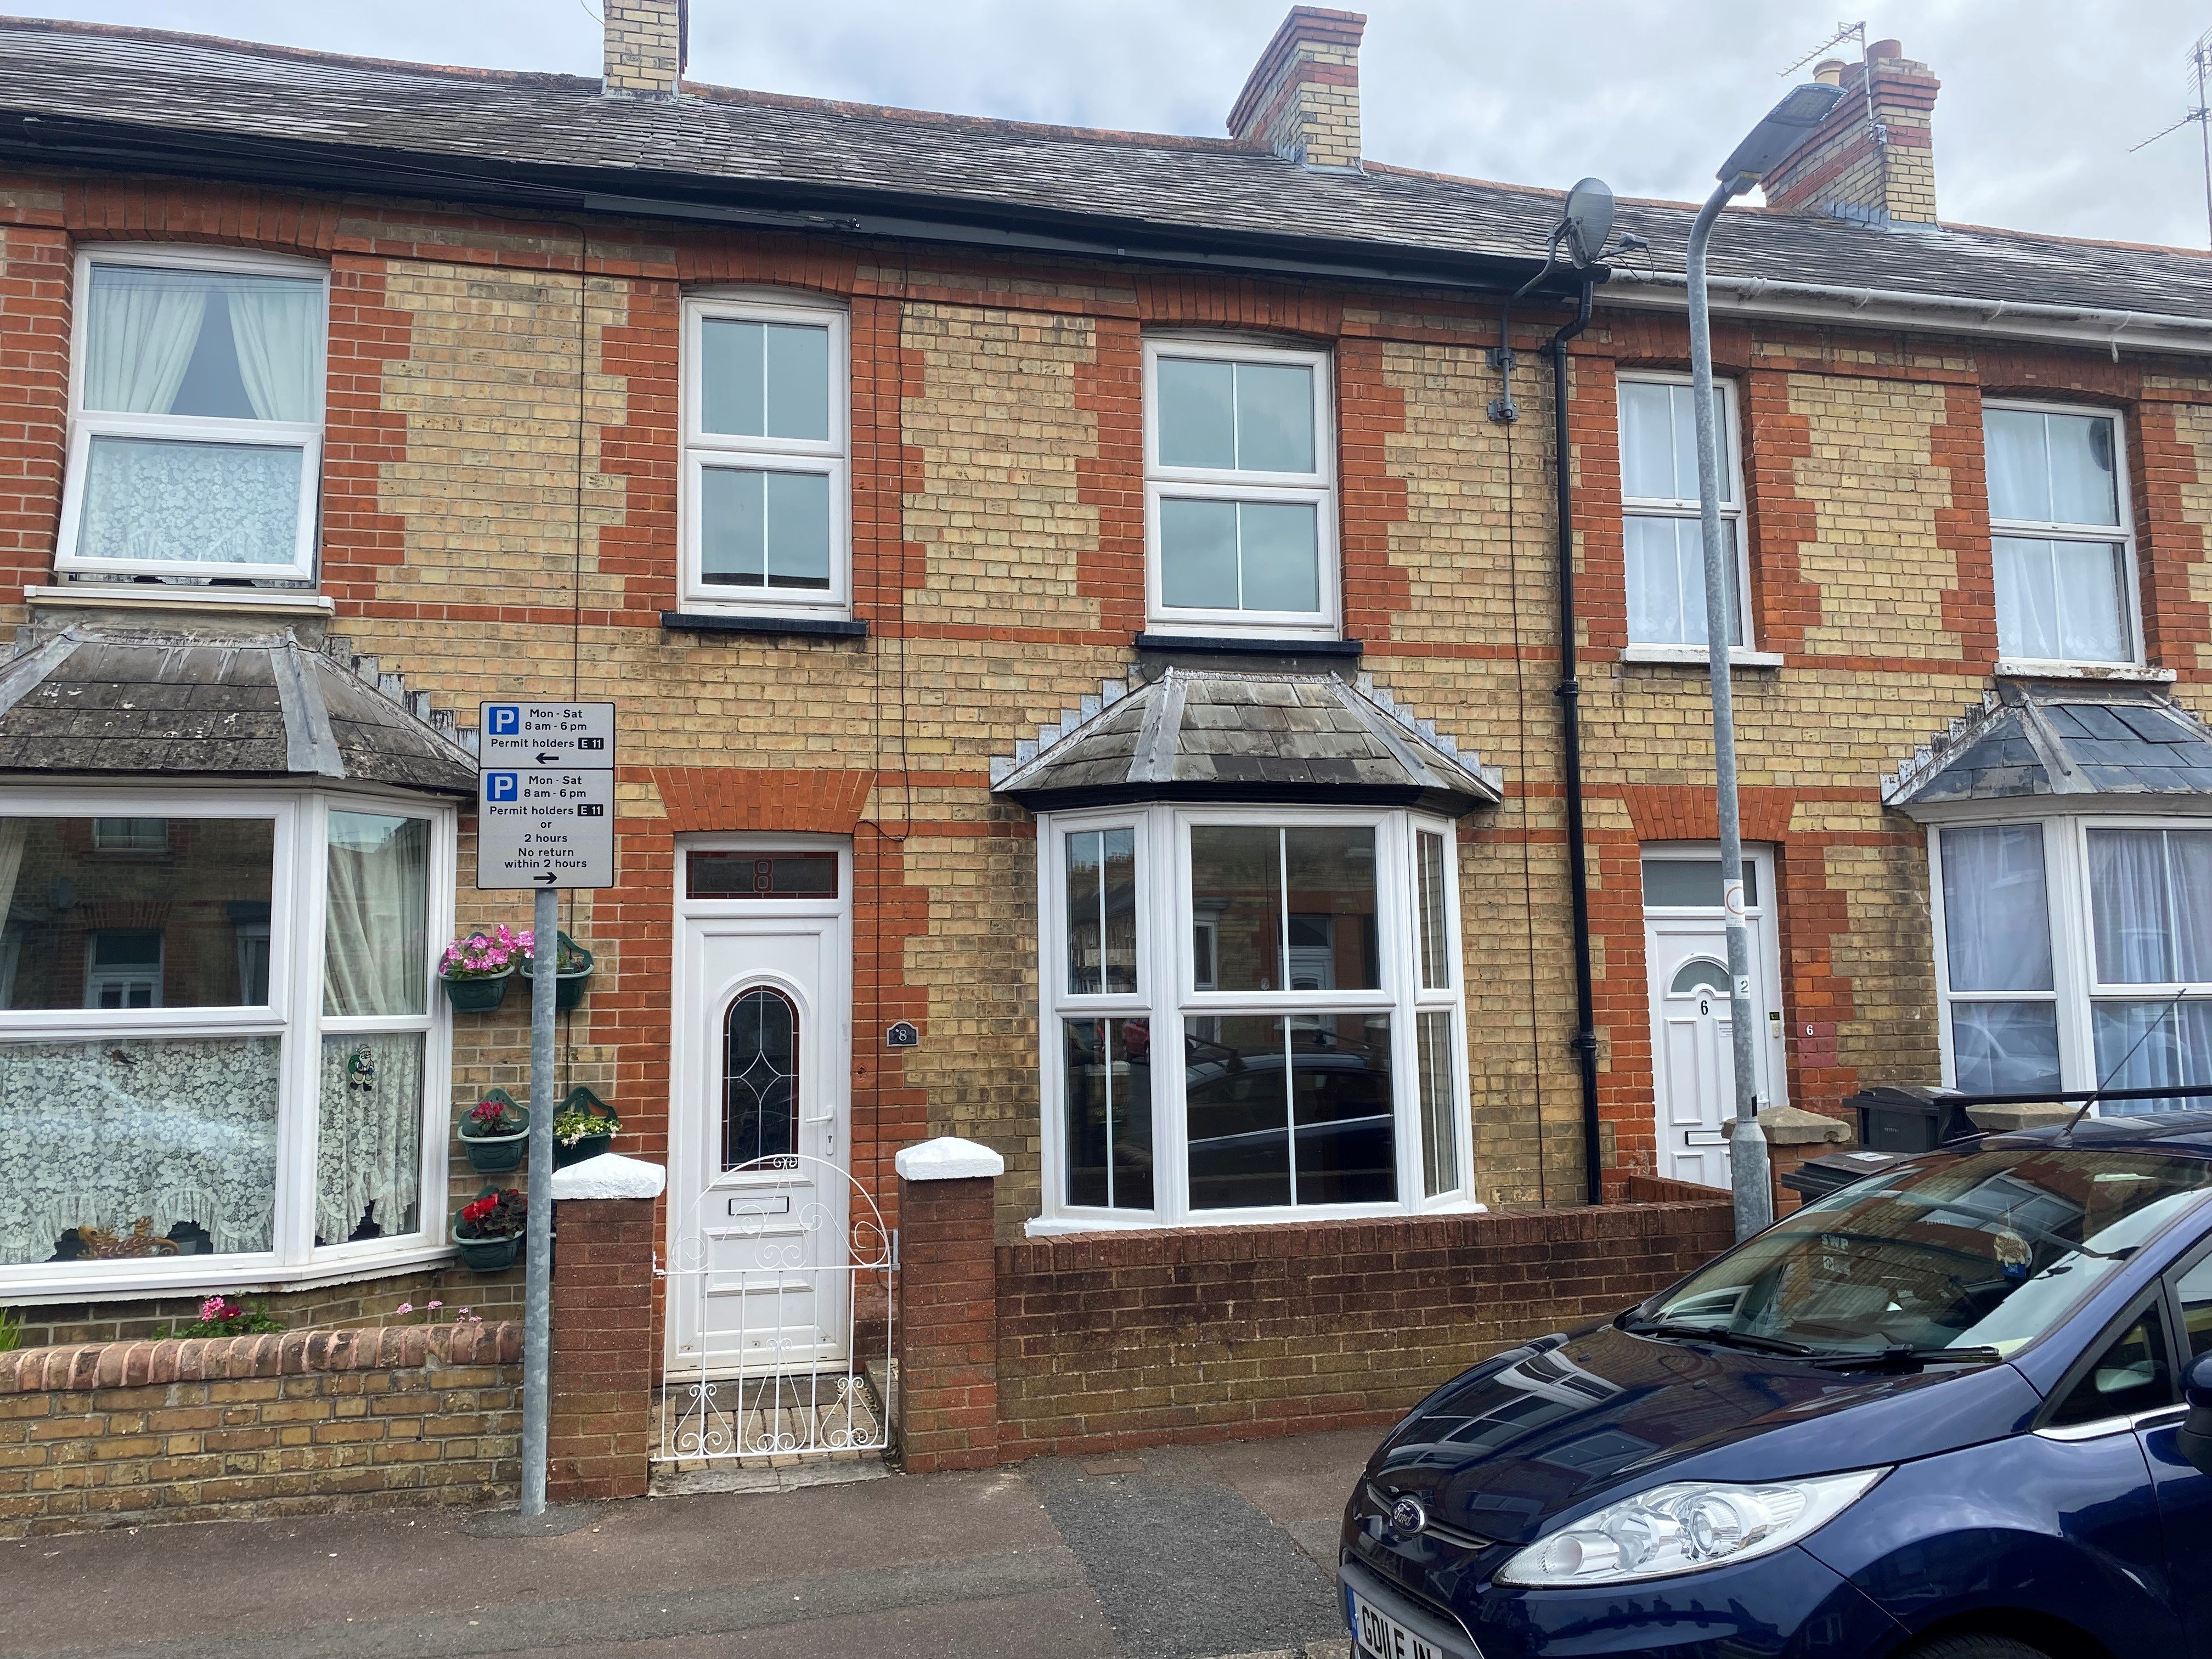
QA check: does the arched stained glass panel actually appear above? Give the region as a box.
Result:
[1669,958,1730,997]
[723,987,798,1167]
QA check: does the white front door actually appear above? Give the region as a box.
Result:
[1643,847,1787,1189]
[668,842,852,1375]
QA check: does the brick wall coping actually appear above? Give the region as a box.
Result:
[1000,1197,1732,1272]
[0,1320,523,1395]
[897,1136,1005,1181]
[549,1152,666,1200]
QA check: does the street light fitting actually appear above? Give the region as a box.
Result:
[1714,81,1848,187]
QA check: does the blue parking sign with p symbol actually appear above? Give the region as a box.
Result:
[487,706,520,736]
[486,772,519,803]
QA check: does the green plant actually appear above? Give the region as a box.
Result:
[456,1188,527,1240]
[462,1096,526,1137]
[526,933,589,973]
[553,1100,620,1146]
[163,1296,284,1339]
[0,1307,21,1353]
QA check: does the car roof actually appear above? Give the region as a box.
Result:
[1983,1109,2212,1158]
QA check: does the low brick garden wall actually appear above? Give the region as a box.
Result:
[894,1148,1736,1472]
[0,1322,522,1538]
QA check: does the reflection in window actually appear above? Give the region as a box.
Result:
[687,852,839,900]
[2049,1304,2174,1426]
[725,988,799,1167]
[1668,959,1729,997]
[0,817,275,1011]
[1065,829,1137,996]
[1186,1013,1394,1210]
[1064,1017,1153,1210]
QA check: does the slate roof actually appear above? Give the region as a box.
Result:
[1883,681,2212,814]
[990,668,1502,816]
[4,18,2212,321]
[0,622,478,794]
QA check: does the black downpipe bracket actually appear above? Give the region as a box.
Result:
[1548,280,1604,1204]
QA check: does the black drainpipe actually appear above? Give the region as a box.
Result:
[1548,279,1603,1204]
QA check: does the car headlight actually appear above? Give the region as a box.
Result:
[1493,1468,1887,1588]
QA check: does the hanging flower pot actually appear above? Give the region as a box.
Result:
[552,1086,620,1168]
[439,928,525,1012]
[457,1089,529,1175]
[452,1186,525,1272]
[521,930,594,1013]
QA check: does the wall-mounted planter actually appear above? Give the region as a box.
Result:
[452,1226,523,1273]
[552,1085,619,1169]
[439,966,514,1013]
[521,931,594,1013]
[457,1087,529,1175]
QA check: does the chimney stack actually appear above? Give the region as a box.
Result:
[603,0,687,99]
[1761,40,1940,228]
[1227,7,1365,172]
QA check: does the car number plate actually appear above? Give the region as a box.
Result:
[1352,1590,1459,1659]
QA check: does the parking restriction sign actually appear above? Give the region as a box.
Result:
[475,702,616,889]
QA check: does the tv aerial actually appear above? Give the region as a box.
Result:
[2129,26,2212,249]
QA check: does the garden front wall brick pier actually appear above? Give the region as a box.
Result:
[0,1322,522,1538]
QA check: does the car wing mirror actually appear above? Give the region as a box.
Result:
[2178,1352,2212,1476]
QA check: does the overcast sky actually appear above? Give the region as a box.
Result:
[17,1,2212,249]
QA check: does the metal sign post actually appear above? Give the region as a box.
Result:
[476,701,616,1517]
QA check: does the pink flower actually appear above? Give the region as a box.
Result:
[199,1295,227,1322]
[395,1302,413,1316]
[427,1300,442,1311]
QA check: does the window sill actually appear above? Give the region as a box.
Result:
[1,1240,462,1307]
[1133,631,1363,658]
[1995,658,2176,684]
[662,612,867,640]
[26,584,335,618]
[1621,644,1785,669]
[1023,1197,1489,1236]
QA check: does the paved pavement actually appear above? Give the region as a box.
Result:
[2,1429,1377,1659]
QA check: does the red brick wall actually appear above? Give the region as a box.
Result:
[989,1198,1731,1459]
[549,1197,656,1501]
[895,1174,1000,1472]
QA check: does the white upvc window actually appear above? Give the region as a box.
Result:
[1932,814,2212,1109]
[1618,372,1753,653]
[57,245,328,583]
[680,292,850,617]
[1035,804,1474,1230]
[1144,338,1339,639]
[1984,402,2142,669]
[0,787,456,1300]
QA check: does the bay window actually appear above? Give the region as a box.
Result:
[1144,339,1337,638]
[1984,403,2140,668]
[1039,805,1471,1228]
[1618,372,1751,653]
[0,790,454,1296]
[1934,816,2212,1109]
[681,292,850,616]
[58,246,327,582]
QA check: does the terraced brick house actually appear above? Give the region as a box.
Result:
[0,6,2209,1394]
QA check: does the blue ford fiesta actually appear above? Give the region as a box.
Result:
[1341,1114,2212,1659]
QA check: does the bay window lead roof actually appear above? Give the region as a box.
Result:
[990,667,1502,816]
[1883,681,2212,816]
[0,621,478,795]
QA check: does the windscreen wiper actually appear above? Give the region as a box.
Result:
[1618,1318,1819,1357]
[1808,1344,2005,1370]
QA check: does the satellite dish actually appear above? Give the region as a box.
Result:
[1561,177,1616,268]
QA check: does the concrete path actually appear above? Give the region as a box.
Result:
[1,1429,1377,1659]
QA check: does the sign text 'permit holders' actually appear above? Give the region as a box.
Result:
[476,702,616,890]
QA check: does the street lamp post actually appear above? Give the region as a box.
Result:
[1685,83,1845,1242]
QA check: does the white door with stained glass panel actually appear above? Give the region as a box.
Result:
[668,846,850,1375]
[1643,849,1787,1189]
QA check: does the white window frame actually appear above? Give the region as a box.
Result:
[1983,399,2144,673]
[1033,802,1476,1232]
[679,291,851,618]
[1143,336,1340,640]
[0,785,456,1301]
[1617,371,1757,661]
[57,243,328,584]
[1929,809,2212,1106]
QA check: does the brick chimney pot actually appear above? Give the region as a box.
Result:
[1227,7,1367,172]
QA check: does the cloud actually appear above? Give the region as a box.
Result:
[17,0,2212,248]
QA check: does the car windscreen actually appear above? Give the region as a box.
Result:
[1641,1146,2212,1359]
